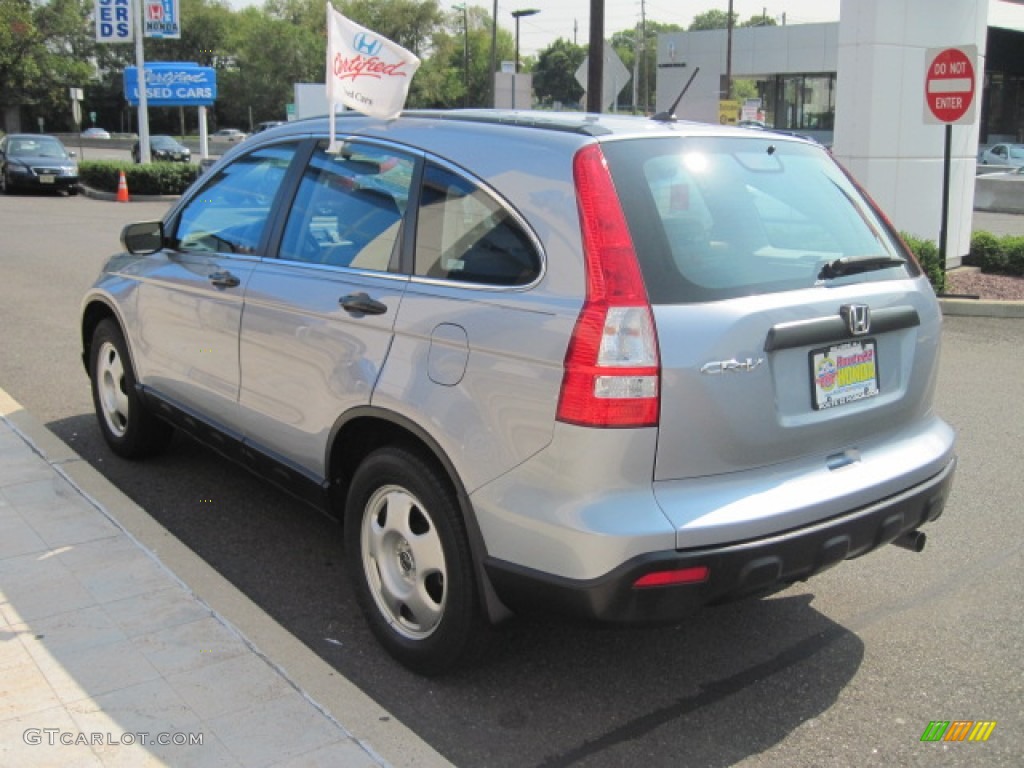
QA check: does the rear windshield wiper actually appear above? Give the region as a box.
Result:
[818,254,906,280]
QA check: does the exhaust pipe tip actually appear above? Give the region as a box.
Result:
[892,530,927,553]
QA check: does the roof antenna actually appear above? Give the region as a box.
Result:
[651,66,700,123]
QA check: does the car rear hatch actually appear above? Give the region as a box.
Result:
[601,134,951,539]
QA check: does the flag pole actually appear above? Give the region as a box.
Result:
[326,3,338,152]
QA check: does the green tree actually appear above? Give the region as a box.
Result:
[610,21,682,113]
[532,38,585,108]
[740,14,777,28]
[217,7,322,130]
[0,0,42,128]
[25,0,95,131]
[412,5,513,109]
[689,9,736,31]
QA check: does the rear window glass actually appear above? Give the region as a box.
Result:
[602,137,918,304]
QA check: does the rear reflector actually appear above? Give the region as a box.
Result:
[633,566,710,589]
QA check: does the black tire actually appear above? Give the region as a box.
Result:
[1,170,13,195]
[345,446,487,675]
[89,318,173,458]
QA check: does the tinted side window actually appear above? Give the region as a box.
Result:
[414,164,540,286]
[173,143,298,255]
[278,141,413,271]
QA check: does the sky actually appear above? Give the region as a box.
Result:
[224,1,842,57]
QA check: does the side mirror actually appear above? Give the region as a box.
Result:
[121,220,164,254]
[68,150,77,158]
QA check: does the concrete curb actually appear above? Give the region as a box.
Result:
[938,297,1024,318]
[0,387,454,768]
[78,184,179,204]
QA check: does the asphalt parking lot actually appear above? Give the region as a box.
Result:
[0,193,1021,766]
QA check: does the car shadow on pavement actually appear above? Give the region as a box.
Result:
[45,413,862,768]
[369,592,861,768]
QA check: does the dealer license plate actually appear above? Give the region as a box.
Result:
[39,175,55,184]
[810,339,879,410]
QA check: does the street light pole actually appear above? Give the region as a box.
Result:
[454,3,469,107]
[726,0,734,101]
[511,9,539,109]
[489,0,498,107]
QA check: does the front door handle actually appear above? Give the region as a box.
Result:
[209,270,240,288]
[339,292,388,316]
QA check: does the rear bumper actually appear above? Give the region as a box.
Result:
[485,456,955,623]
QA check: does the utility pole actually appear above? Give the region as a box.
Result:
[725,0,734,101]
[632,23,639,112]
[490,0,498,107]
[586,0,604,112]
[458,4,469,107]
[641,0,648,113]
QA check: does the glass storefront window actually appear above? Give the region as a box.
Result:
[764,73,835,132]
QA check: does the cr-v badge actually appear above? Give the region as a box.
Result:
[700,357,765,375]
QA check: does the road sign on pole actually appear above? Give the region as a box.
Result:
[923,45,977,270]
[576,46,630,112]
[924,45,977,125]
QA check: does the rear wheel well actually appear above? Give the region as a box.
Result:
[328,416,455,518]
[81,300,118,375]
[327,414,514,625]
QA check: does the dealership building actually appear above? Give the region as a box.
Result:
[656,0,1024,264]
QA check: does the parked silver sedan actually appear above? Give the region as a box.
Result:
[81,111,957,674]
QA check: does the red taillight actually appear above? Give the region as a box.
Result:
[557,144,661,428]
[633,567,710,589]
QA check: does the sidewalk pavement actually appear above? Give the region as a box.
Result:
[0,387,452,768]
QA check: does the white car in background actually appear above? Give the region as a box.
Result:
[212,128,248,143]
[978,143,1024,167]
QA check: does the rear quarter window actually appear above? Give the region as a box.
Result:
[602,136,919,304]
[413,163,541,287]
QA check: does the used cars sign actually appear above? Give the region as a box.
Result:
[124,63,216,107]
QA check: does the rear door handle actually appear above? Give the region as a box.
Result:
[339,292,388,316]
[209,270,240,288]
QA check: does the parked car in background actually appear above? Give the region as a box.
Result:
[132,135,191,163]
[978,143,1024,166]
[0,133,79,195]
[81,111,957,675]
[81,127,111,139]
[212,128,247,143]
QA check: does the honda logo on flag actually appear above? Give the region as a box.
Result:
[353,33,383,57]
[326,3,420,123]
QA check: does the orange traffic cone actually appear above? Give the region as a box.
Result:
[116,170,130,203]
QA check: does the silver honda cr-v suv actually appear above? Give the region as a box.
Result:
[81,111,957,674]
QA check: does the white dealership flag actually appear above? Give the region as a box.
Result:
[326,3,420,128]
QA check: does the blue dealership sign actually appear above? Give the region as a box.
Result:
[124,62,216,106]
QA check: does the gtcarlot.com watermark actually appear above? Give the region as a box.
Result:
[24,729,203,747]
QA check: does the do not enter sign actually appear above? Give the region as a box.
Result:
[924,45,977,125]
